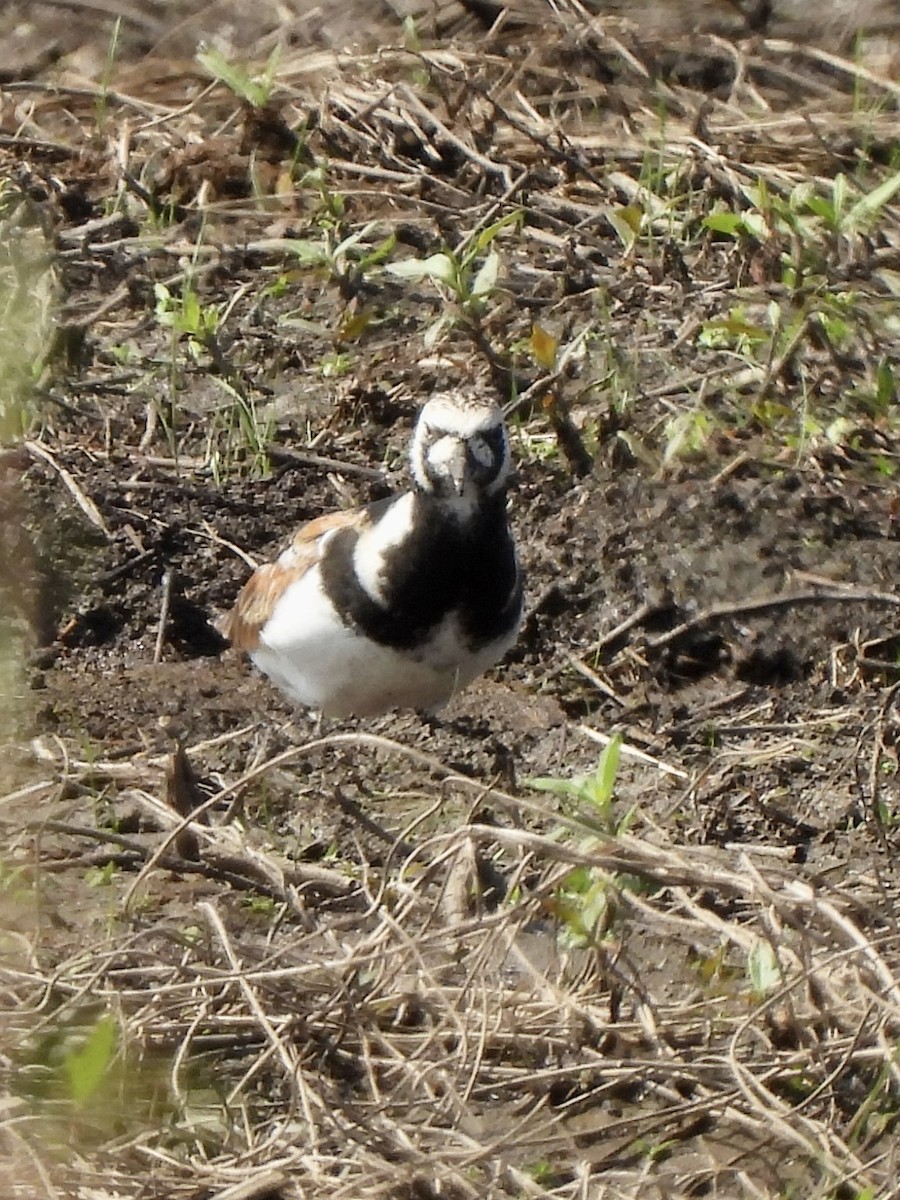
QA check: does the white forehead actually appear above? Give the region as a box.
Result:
[427,436,464,468]
[418,394,502,438]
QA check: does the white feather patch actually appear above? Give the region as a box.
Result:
[418,395,500,438]
[352,492,417,605]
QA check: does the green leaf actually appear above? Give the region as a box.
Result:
[525,737,621,822]
[789,180,816,211]
[741,210,769,240]
[579,878,611,933]
[182,288,201,333]
[153,283,176,327]
[471,209,522,256]
[607,205,641,250]
[402,15,421,51]
[845,167,900,230]
[298,166,327,191]
[723,314,768,340]
[64,1015,117,1106]
[663,408,714,463]
[563,865,593,894]
[85,862,116,887]
[470,248,500,298]
[702,212,745,236]
[526,774,588,800]
[589,734,621,810]
[385,252,456,285]
[747,939,780,997]
[337,308,373,342]
[284,238,331,266]
[196,43,270,107]
[358,233,397,270]
[802,195,836,223]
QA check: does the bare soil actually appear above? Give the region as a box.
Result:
[2,3,900,1198]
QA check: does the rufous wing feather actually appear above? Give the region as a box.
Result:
[223,560,303,650]
[223,508,372,651]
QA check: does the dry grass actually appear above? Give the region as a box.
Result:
[6,716,900,1197]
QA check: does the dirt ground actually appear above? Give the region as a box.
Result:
[2,2,900,1198]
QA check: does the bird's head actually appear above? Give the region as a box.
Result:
[410,391,511,508]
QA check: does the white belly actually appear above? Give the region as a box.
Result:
[251,566,516,717]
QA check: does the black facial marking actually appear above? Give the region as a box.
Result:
[319,493,521,652]
[481,424,507,463]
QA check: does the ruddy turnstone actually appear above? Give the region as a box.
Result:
[224,390,522,717]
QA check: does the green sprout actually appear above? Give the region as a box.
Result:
[385,210,521,343]
[196,42,282,108]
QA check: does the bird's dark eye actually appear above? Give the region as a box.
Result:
[481,425,507,464]
[466,426,507,484]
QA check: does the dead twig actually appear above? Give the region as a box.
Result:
[647,588,900,651]
[564,650,626,706]
[24,440,110,537]
[595,601,658,651]
[266,445,387,480]
[153,570,173,664]
[576,724,690,780]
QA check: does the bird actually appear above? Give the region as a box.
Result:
[223,390,523,718]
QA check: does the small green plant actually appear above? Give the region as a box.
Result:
[523,1158,562,1184]
[281,218,396,294]
[526,736,644,948]
[154,280,221,363]
[153,277,218,458]
[402,15,421,52]
[689,943,741,994]
[317,350,353,378]
[205,377,273,482]
[64,1014,118,1107]
[697,305,771,355]
[85,861,118,888]
[241,894,279,918]
[606,203,645,253]
[527,735,628,835]
[385,210,521,344]
[196,42,282,108]
[846,1059,900,1150]
[662,404,716,464]
[14,1009,174,1150]
[872,782,899,828]
[703,170,900,286]
[153,277,272,478]
[297,164,347,224]
[0,859,32,912]
[602,136,698,256]
[93,16,122,134]
[631,1135,678,1165]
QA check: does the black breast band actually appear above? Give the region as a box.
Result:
[319,495,521,652]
